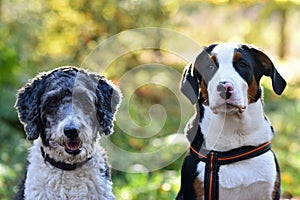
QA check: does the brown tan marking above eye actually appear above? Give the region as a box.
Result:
[233,51,242,62]
[210,54,218,64]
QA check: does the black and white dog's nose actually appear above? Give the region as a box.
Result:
[64,125,79,139]
[217,81,234,99]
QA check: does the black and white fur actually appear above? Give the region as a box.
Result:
[177,43,286,200]
[14,66,121,200]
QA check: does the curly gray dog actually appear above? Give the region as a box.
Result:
[14,66,121,200]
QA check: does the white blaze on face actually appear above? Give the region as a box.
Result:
[207,44,248,113]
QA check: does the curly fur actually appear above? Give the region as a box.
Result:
[14,66,121,200]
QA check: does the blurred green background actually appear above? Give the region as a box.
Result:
[1,0,300,199]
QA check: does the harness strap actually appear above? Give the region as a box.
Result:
[272,150,281,200]
[204,152,219,200]
[190,141,272,200]
[40,147,92,171]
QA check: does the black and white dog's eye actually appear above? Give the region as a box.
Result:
[238,62,248,68]
[209,65,215,70]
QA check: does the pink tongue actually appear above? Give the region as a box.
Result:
[239,107,246,113]
[66,141,80,150]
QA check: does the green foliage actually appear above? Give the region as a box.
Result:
[0,22,27,200]
[112,169,181,200]
[263,80,300,196]
[0,121,29,200]
[1,0,300,199]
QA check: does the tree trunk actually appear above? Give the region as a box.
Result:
[278,7,287,60]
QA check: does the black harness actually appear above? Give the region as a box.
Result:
[190,141,281,200]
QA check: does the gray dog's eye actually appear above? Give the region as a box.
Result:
[74,95,92,105]
[45,96,60,107]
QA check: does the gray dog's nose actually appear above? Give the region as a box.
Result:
[64,125,79,139]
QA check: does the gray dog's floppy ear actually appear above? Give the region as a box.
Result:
[15,73,47,140]
[95,79,122,135]
[245,45,287,95]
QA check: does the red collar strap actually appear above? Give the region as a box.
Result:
[190,141,273,200]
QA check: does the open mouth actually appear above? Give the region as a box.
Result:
[64,140,82,155]
[226,103,246,113]
[212,103,246,114]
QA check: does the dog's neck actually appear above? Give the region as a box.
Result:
[40,147,92,171]
[200,100,274,151]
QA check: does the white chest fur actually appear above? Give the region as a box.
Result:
[24,141,114,200]
[197,100,277,199]
[200,100,273,151]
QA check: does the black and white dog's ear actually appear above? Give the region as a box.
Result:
[247,46,287,95]
[180,48,217,104]
[15,73,47,140]
[180,63,199,105]
[95,79,122,135]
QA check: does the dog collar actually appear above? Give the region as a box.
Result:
[190,141,273,200]
[40,147,92,171]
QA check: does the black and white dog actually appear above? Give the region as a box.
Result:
[177,43,286,200]
[14,67,121,200]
